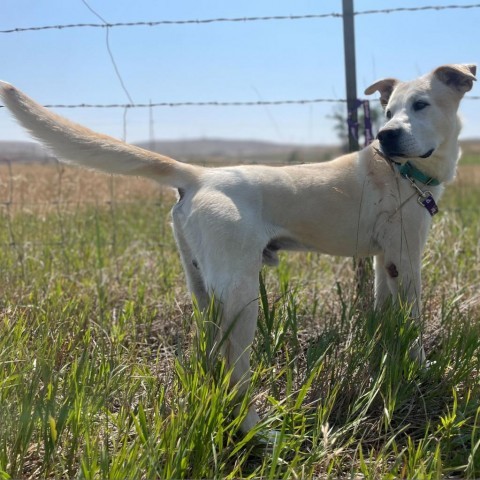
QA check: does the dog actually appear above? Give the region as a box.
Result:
[0,64,476,436]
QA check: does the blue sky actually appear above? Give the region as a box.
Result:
[1,0,479,145]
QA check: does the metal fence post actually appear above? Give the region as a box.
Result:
[342,0,359,153]
[342,0,373,302]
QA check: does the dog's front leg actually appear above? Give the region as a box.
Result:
[376,249,426,363]
[373,254,390,310]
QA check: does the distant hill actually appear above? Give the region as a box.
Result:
[0,138,340,165]
[0,141,55,164]
[1,137,479,165]
[460,138,480,155]
[137,138,342,164]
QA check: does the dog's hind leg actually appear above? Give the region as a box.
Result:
[172,209,210,311]
[200,249,264,434]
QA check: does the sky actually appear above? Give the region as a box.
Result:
[0,0,479,146]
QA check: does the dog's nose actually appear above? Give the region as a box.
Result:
[377,128,401,145]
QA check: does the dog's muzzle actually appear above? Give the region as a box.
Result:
[377,128,434,159]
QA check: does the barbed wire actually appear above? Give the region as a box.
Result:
[43,98,346,108]
[1,3,478,110]
[1,4,480,34]
[0,14,340,34]
[2,96,479,111]
[355,3,480,16]
[0,98,347,110]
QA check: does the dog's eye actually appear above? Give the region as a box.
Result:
[386,110,392,119]
[413,100,429,111]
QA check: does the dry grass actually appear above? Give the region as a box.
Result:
[0,162,175,214]
[455,164,480,187]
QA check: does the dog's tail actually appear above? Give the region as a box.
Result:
[0,82,202,189]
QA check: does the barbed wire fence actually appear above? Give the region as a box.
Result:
[2,4,480,34]
[1,3,480,259]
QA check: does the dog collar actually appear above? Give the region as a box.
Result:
[396,162,440,216]
[374,147,441,187]
[397,161,440,187]
[373,147,440,217]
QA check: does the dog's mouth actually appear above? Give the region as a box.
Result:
[419,148,434,159]
[378,145,435,161]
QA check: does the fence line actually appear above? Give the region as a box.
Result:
[34,95,480,109]
[42,98,347,109]
[1,2,479,111]
[2,96,479,111]
[2,4,480,33]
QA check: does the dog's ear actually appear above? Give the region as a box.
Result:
[364,78,399,108]
[434,64,477,94]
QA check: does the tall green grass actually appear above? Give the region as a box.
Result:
[0,183,479,478]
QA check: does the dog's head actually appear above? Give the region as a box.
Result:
[365,64,476,161]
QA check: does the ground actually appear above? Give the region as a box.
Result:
[0,159,479,479]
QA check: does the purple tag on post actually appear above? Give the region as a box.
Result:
[420,194,439,216]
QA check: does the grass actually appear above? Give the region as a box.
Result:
[0,162,480,478]
[457,153,480,166]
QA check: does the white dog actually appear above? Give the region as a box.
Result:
[0,64,475,435]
